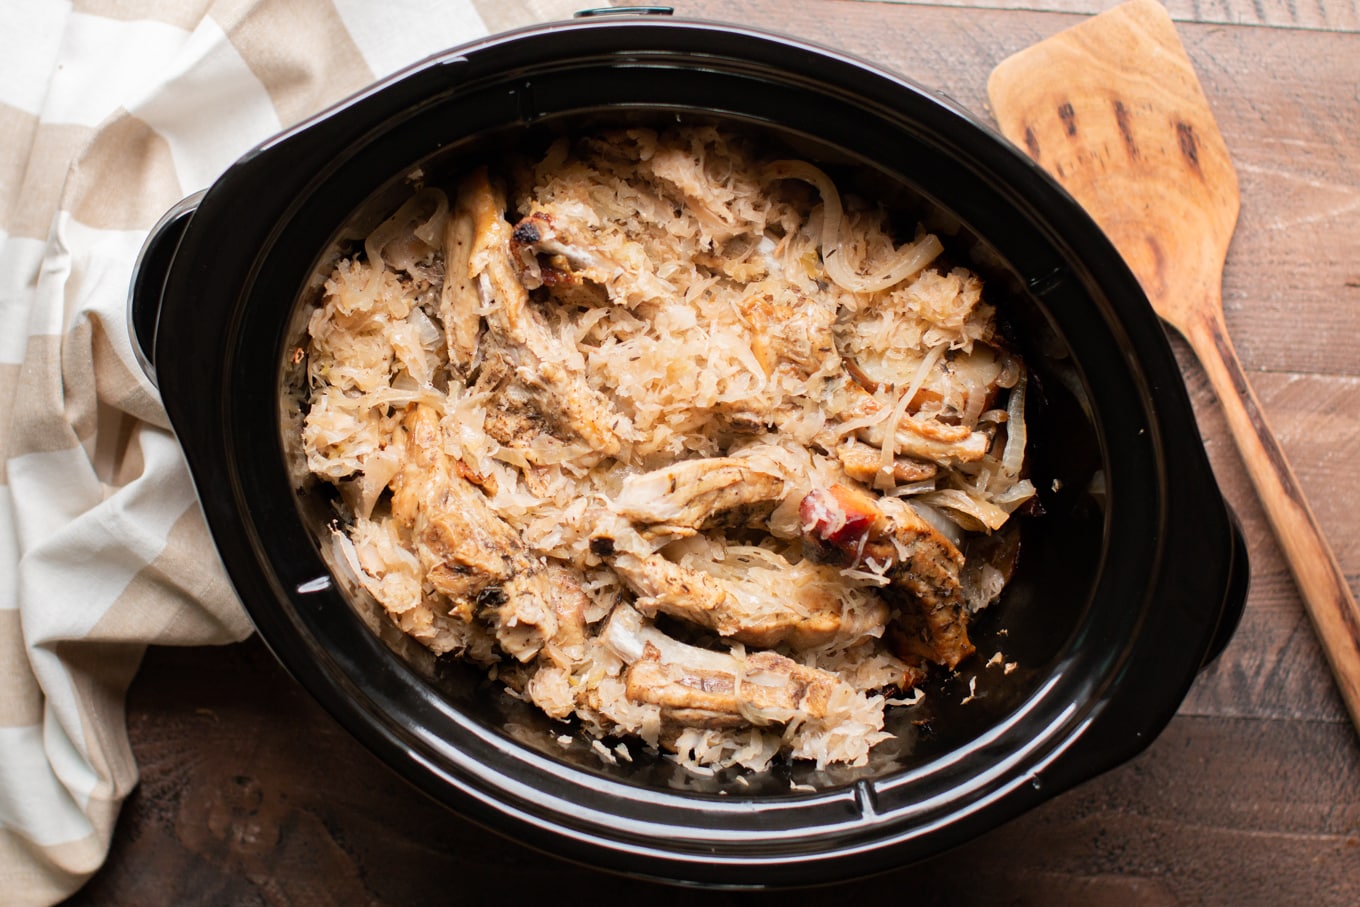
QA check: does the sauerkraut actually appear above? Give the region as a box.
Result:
[300,126,1033,773]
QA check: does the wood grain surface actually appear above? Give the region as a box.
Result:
[66,1,1360,904]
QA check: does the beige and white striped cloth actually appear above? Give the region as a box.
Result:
[0,1,582,903]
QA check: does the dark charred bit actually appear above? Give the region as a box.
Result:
[589,536,616,557]
[475,585,507,608]
[512,219,542,245]
[1024,125,1041,161]
[1057,101,1077,137]
[1113,99,1139,160]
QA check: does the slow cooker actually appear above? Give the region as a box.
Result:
[128,9,1248,887]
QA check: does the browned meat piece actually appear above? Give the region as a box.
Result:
[608,549,851,649]
[610,456,787,537]
[506,205,675,309]
[458,169,632,457]
[440,205,480,373]
[510,210,620,294]
[494,563,590,668]
[626,648,837,729]
[390,405,520,605]
[389,404,586,664]
[885,595,975,673]
[799,482,974,669]
[602,606,839,730]
[799,482,965,606]
[835,439,938,486]
[467,343,574,462]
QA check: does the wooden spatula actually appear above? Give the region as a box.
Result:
[988,0,1360,733]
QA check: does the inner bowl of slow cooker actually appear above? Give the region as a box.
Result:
[276,99,1109,799]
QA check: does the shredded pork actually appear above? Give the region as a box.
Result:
[301,126,1034,773]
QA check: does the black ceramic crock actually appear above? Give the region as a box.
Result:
[128,10,1249,888]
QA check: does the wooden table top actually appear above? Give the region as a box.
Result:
[67,1,1360,903]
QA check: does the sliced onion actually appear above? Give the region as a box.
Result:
[364,188,449,278]
[897,343,947,415]
[992,479,1037,511]
[995,354,1023,390]
[999,368,1027,478]
[878,378,915,480]
[918,488,1011,532]
[765,159,942,293]
[905,500,966,547]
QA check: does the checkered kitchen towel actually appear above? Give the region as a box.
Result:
[0,1,581,903]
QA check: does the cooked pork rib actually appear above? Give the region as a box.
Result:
[390,406,518,601]
[608,549,849,649]
[625,652,835,729]
[610,456,787,537]
[440,204,480,373]
[458,169,632,457]
[390,404,586,665]
[835,439,938,486]
[510,211,621,290]
[886,590,975,673]
[467,341,568,458]
[601,605,839,729]
[493,563,590,667]
[508,207,674,308]
[800,482,973,669]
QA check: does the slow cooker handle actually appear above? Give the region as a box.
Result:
[573,6,674,17]
[128,190,204,388]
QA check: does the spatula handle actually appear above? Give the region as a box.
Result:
[1187,309,1360,730]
